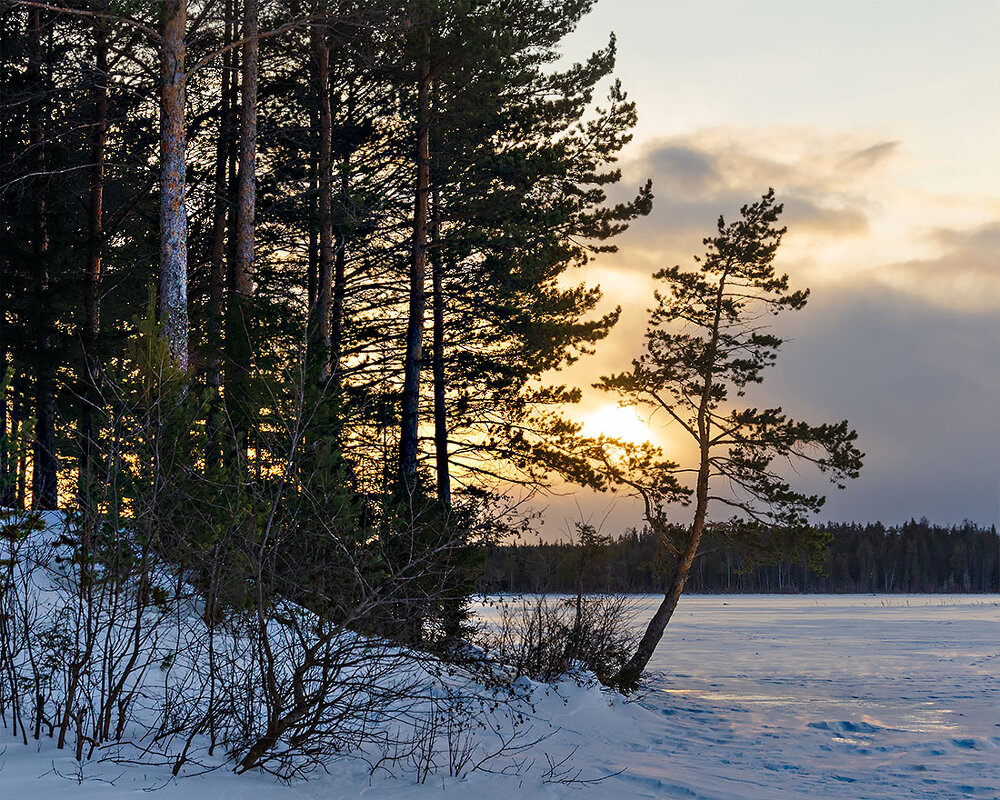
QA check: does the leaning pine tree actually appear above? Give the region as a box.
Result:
[596,189,864,690]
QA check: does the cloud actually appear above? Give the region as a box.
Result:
[607,127,998,310]
[933,221,1000,252]
[644,145,721,194]
[839,140,901,171]
[541,125,998,536]
[549,281,1000,534]
[781,196,869,237]
[879,220,1000,310]
[612,127,894,261]
[758,283,1000,526]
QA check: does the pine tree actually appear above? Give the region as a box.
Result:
[596,190,863,689]
[412,3,651,497]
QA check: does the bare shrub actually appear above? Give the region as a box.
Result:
[475,593,638,683]
[0,330,506,781]
[0,321,622,786]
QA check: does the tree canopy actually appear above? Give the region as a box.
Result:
[591,190,863,688]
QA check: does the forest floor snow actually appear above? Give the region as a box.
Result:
[1,594,998,798]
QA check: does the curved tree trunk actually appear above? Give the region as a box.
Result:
[613,276,727,690]
[612,455,710,689]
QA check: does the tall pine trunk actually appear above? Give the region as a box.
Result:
[430,177,449,506]
[16,390,28,507]
[206,0,236,472]
[159,0,189,370]
[329,74,356,383]
[28,9,57,510]
[226,0,258,460]
[0,271,8,507]
[0,6,11,507]
[330,150,348,381]
[399,30,431,489]
[309,22,333,382]
[306,129,318,311]
[79,21,109,499]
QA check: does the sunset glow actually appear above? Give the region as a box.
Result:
[581,403,659,445]
[548,0,999,532]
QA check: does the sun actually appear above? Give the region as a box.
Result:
[580,403,658,445]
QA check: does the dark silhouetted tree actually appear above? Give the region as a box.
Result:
[596,190,863,689]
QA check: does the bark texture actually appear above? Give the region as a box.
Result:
[158,0,189,370]
[226,0,258,457]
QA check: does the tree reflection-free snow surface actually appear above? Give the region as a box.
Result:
[616,594,1000,798]
[1,594,997,798]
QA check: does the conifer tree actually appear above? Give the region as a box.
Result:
[409,2,651,498]
[79,15,110,500]
[596,190,863,689]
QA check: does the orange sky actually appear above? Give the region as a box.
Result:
[528,0,1000,539]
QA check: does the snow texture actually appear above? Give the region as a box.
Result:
[1,582,997,798]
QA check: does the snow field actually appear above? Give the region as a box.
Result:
[1,516,997,800]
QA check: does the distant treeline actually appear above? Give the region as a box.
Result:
[480,520,1000,594]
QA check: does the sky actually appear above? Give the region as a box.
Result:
[532,0,1000,538]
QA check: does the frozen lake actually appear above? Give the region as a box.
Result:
[473,593,1000,798]
[573,594,1000,798]
[643,594,999,734]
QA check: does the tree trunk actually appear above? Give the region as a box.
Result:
[613,275,726,690]
[27,9,57,510]
[159,0,188,370]
[79,20,109,499]
[329,66,356,384]
[234,0,257,312]
[0,8,12,508]
[309,22,333,382]
[306,127,318,311]
[0,373,9,509]
[399,30,431,489]
[430,178,449,506]
[0,141,8,505]
[226,0,257,459]
[612,455,711,689]
[16,397,27,507]
[0,285,8,507]
[330,151,348,381]
[206,0,235,472]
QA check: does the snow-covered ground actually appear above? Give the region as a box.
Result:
[2,593,998,798]
[610,594,1000,799]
